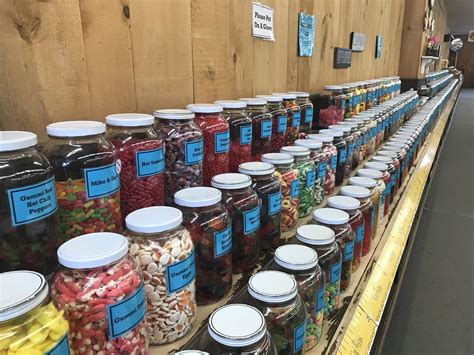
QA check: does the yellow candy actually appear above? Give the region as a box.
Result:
[34,303,57,327]
[46,313,67,334]
[25,325,48,345]
[39,340,55,352]
[8,332,27,352]
[8,349,42,355]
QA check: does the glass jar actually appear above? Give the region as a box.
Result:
[106,114,164,220]
[359,82,368,112]
[0,271,70,355]
[320,129,347,187]
[211,173,260,273]
[340,186,373,256]
[174,188,232,305]
[247,271,307,355]
[239,162,282,253]
[313,208,354,292]
[364,162,391,216]
[356,169,386,225]
[0,131,60,275]
[340,121,362,169]
[273,93,301,145]
[308,134,337,194]
[365,81,376,109]
[350,83,361,114]
[188,104,230,186]
[261,153,299,234]
[280,146,315,218]
[349,177,380,240]
[256,95,287,152]
[342,85,354,118]
[383,144,408,185]
[376,151,401,197]
[266,244,324,350]
[52,232,148,352]
[154,109,203,204]
[329,125,354,179]
[215,100,252,173]
[370,156,398,205]
[390,137,413,172]
[240,98,273,160]
[327,196,364,272]
[315,85,346,129]
[345,118,367,163]
[295,225,341,317]
[43,121,122,241]
[289,91,314,135]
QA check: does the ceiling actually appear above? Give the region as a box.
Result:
[444,0,474,34]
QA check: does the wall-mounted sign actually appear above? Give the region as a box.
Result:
[350,32,366,51]
[252,2,274,41]
[375,35,382,58]
[298,13,315,56]
[334,48,352,68]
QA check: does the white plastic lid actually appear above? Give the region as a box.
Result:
[272,92,297,100]
[364,162,388,172]
[211,173,252,189]
[214,100,247,109]
[328,125,351,133]
[294,139,322,149]
[319,129,343,137]
[186,104,223,113]
[377,150,398,158]
[239,162,275,176]
[126,206,183,233]
[385,142,406,149]
[248,271,298,303]
[296,224,335,245]
[239,98,267,105]
[256,95,283,102]
[174,187,221,207]
[327,195,361,210]
[307,133,333,143]
[288,91,310,98]
[274,244,318,270]
[340,185,371,199]
[280,145,310,157]
[382,145,402,153]
[324,85,343,91]
[0,131,38,152]
[357,169,383,180]
[371,156,393,164]
[0,271,48,321]
[47,121,105,137]
[339,122,357,128]
[208,304,267,347]
[57,232,129,269]
[349,176,377,188]
[313,208,349,225]
[153,109,195,120]
[261,153,294,165]
[175,352,209,355]
[105,113,154,127]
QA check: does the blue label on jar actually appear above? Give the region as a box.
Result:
[330,154,337,170]
[341,99,346,110]
[7,177,58,227]
[304,107,313,124]
[243,206,260,235]
[348,97,353,108]
[214,226,232,257]
[354,95,360,105]
[343,240,354,262]
[316,286,324,313]
[306,170,316,188]
[135,147,165,178]
[356,225,364,243]
[277,115,287,133]
[294,321,306,352]
[385,183,391,197]
[268,191,282,215]
[362,93,367,103]
[107,283,146,339]
[240,125,252,145]
[330,261,341,284]
[348,142,354,156]
[292,112,301,127]
[290,179,299,199]
[390,174,396,188]
[184,139,204,165]
[214,131,230,153]
[84,162,120,200]
[260,120,272,138]
[318,161,327,179]
[356,138,361,151]
[166,251,196,293]
[339,149,346,164]
[46,334,70,355]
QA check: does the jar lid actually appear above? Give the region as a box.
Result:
[186,104,223,113]
[349,176,377,188]
[272,92,297,100]
[296,224,335,245]
[239,98,267,106]
[0,131,38,152]
[364,162,388,171]
[287,91,310,98]
[261,153,294,164]
[153,109,195,120]
[248,271,298,303]
[385,142,406,149]
[381,145,402,153]
[280,145,310,157]
[0,271,49,321]
[313,207,349,225]
[105,113,154,127]
[391,137,412,144]
[340,185,371,199]
[327,196,360,210]
[377,150,398,159]
[174,187,221,207]
[211,173,252,189]
[126,206,183,233]
[208,304,267,347]
[57,232,129,269]
[256,95,283,102]
[371,156,393,164]
[47,121,105,137]
[324,85,343,91]
[319,129,343,137]
[274,245,318,270]
[328,124,351,133]
[239,162,275,176]
[307,133,333,143]
[294,139,322,150]
[356,169,383,180]
[175,351,209,355]
[338,122,357,128]
[214,100,247,109]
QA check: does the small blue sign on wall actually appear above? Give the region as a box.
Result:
[298,13,315,57]
[375,35,382,58]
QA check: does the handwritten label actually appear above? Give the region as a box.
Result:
[294,321,306,352]
[84,163,120,200]
[166,252,196,294]
[306,170,316,188]
[240,125,252,145]
[343,240,354,262]
[46,334,70,355]
[292,112,301,127]
[214,226,232,257]
[290,179,299,199]
[278,115,287,133]
[243,206,260,235]
[268,191,282,215]
[356,225,364,243]
[304,107,314,124]
[185,139,204,165]
[330,261,341,284]
[260,120,272,138]
[135,147,164,178]
[252,2,274,40]
[214,131,230,153]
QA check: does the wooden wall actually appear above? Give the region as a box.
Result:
[0,0,406,140]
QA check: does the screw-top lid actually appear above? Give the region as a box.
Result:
[371,156,393,164]
[239,162,275,176]
[186,104,223,113]
[385,142,406,149]
[126,206,183,233]
[274,244,318,270]
[294,139,322,150]
[288,91,310,98]
[381,145,402,154]
[313,208,349,225]
[47,121,106,137]
[349,176,377,188]
[296,224,335,245]
[324,85,343,91]
[356,169,383,180]
[57,232,129,269]
[105,113,154,127]
[175,352,209,355]
[339,122,357,128]
[0,271,49,321]
[261,153,294,164]
[377,150,398,159]
[208,304,267,347]
[307,133,333,143]
[153,109,195,120]
[248,271,298,303]
[319,129,343,137]
[328,125,351,133]
[211,173,252,189]
[340,185,371,199]
[174,187,222,207]
[0,131,38,152]
[364,162,388,172]
[214,100,247,109]
[256,95,283,102]
[272,92,297,100]
[327,196,361,210]
[280,145,310,157]
[239,98,267,105]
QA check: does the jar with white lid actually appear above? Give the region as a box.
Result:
[364,162,391,216]
[43,121,122,240]
[376,150,401,196]
[0,131,60,275]
[294,139,325,205]
[342,85,354,118]
[247,271,307,355]
[358,82,368,112]
[349,176,380,239]
[294,224,341,317]
[266,245,324,350]
[308,133,337,194]
[340,121,362,168]
[51,232,148,351]
[356,169,386,225]
[349,83,361,114]
[272,93,301,145]
[256,95,287,152]
[289,91,314,134]
[382,143,408,184]
[106,113,164,220]
[154,109,203,204]
[176,351,209,355]
[328,125,354,178]
[212,173,260,273]
[315,85,346,129]
[319,129,347,186]
[174,187,232,305]
[345,118,368,162]
[371,155,398,204]
[0,271,70,355]
[281,146,315,218]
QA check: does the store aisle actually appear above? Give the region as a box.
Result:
[382,89,474,354]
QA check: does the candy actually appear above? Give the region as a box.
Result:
[274,169,298,233]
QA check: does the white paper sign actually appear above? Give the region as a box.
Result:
[252,2,274,40]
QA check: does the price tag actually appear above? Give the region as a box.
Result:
[252,2,274,40]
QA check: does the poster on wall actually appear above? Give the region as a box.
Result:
[252,2,275,41]
[334,48,352,68]
[468,31,474,42]
[350,32,366,52]
[375,35,382,58]
[298,13,315,56]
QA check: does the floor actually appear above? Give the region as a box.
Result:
[382,89,474,354]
